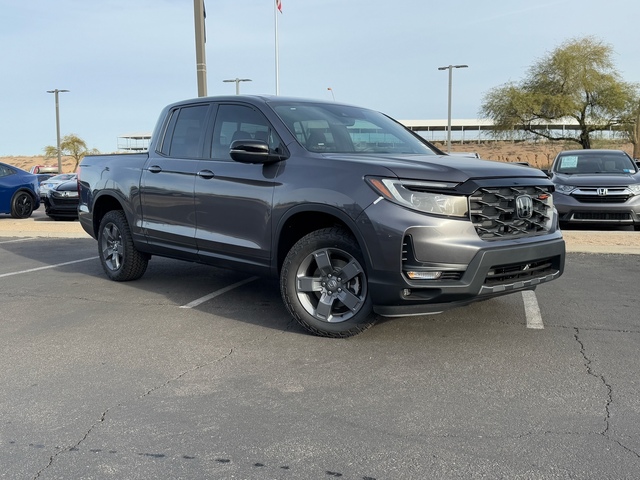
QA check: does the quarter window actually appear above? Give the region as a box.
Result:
[0,164,13,177]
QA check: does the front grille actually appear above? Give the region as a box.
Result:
[573,212,631,221]
[574,194,630,203]
[469,186,554,240]
[484,258,556,286]
[51,197,78,206]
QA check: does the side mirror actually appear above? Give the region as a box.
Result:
[229,140,287,164]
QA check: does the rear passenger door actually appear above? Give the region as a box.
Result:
[194,102,283,269]
[139,103,211,259]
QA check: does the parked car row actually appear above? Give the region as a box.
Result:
[1,162,79,220]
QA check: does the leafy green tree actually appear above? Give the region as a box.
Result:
[44,134,100,172]
[480,37,638,149]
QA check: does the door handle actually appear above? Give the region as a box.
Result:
[148,165,162,173]
[197,170,215,179]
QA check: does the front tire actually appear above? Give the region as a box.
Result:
[10,191,35,218]
[280,227,375,338]
[98,210,148,281]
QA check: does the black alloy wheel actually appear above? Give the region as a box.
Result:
[10,191,34,219]
[281,227,375,337]
[98,210,149,281]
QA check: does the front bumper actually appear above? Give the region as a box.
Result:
[554,192,640,226]
[356,200,565,317]
[44,196,79,218]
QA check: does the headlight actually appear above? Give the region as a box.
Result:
[367,177,468,217]
[554,184,576,194]
[628,184,640,195]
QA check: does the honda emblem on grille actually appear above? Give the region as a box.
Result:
[515,195,533,219]
[597,188,608,196]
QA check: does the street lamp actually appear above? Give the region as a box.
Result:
[46,89,70,173]
[193,0,207,97]
[327,87,335,101]
[223,78,252,95]
[437,64,468,153]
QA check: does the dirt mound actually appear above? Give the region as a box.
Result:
[1,155,77,173]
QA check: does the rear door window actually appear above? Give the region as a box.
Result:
[160,104,210,158]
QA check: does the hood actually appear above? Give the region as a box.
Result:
[551,172,640,187]
[56,180,80,192]
[321,153,546,183]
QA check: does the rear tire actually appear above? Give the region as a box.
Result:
[98,210,148,281]
[10,191,34,219]
[280,227,375,338]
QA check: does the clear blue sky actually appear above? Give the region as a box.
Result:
[1,0,638,156]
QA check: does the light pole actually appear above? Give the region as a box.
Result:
[223,78,252,95]
[327,87,335,101]
[46,89,70,173]
[437,64,468,153]
[193,0,207,97]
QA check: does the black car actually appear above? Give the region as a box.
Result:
[44,179,79,220]
[548,149,640,230]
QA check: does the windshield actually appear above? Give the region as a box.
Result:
[554,153,637,175]
[271,102,438,155]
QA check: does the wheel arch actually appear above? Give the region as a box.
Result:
[90,192,131,239]
[274,205,371,275]
[12,187,37,202]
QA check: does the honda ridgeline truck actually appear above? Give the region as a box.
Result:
[77,95,565,337]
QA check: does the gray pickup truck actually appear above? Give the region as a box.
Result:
[78,95,565,337]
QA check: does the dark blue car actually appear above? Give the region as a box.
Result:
[0,162,41,218]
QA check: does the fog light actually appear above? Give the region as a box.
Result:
[406,271,442,280]
[402,289,412,297]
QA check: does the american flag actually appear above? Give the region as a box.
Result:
[276,0,282,13]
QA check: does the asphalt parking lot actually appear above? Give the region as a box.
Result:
[1,214,640,479]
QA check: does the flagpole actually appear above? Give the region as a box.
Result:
[274,1,280,95]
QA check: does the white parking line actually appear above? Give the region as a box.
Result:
[180,276,259,309]
[0,257,99,278]
[522,290,544,329]
[0,238,36,244]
